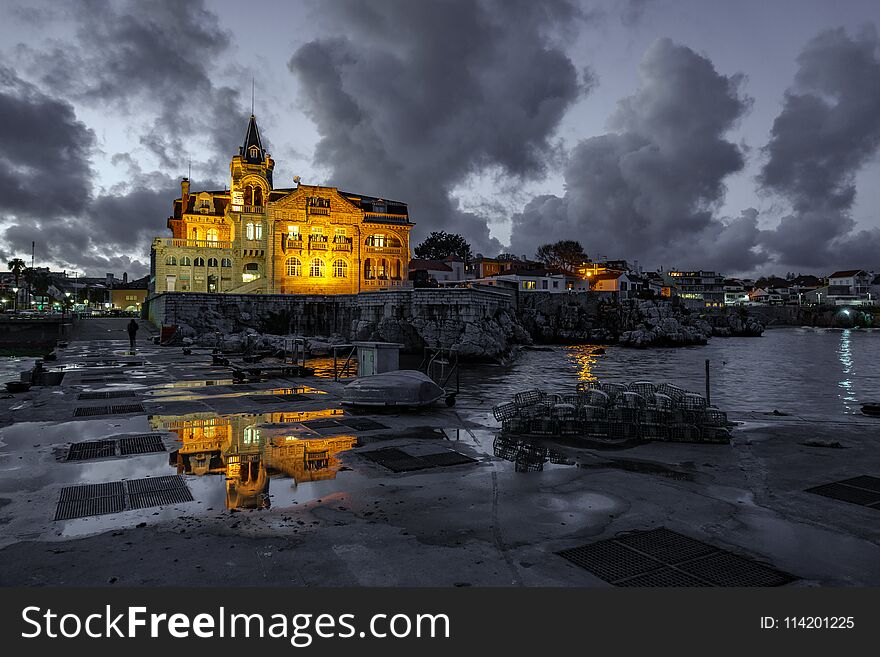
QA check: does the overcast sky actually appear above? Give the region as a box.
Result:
[1,0,879,278]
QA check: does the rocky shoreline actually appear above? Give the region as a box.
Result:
[179,297,764,362]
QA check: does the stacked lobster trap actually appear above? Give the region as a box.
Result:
[492,380,731,444]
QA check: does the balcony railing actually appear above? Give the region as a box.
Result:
[364,245,403,255]
[333,242,353,252]
[154,238,232,249]
[230,204,265,214]
[308,206,330,216]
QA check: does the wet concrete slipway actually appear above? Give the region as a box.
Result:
[0,320,879,586]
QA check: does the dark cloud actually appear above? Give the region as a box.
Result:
[509,38,764,272]
[0,66,95,218]
[20,0,252,172]
[759,25,880,270]
[288,0,585,254]
[620,0,654,27]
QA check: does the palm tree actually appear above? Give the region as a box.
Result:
[7,258,25,287]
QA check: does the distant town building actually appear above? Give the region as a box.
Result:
[150,115,412,296]
[590,270,637,300]
[664,270,725,308]
[111,275,150,311]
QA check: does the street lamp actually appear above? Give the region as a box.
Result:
[11,287,18,312]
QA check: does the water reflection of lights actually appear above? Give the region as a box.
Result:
[837,329,858,412]
[568,346,603,382]
[149,410,355,509]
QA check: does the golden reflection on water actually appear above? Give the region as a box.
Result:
[149,410,355,509]
[568,345,604,382]
[837,329,858,412]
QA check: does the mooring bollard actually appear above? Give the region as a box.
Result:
[705,359,711,406]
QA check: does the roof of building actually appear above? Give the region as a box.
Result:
[240,114,265,164]
[113,275,150,290]
[409,259,453,272]
[828,269,866,278]
[592,271,627,281]
[498,267,567,278]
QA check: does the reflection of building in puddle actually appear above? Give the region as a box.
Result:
[148,382,328,402]
[152,410,355,509]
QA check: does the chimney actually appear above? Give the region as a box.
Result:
[181,177,190,209]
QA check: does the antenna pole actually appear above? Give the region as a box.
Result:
[251,78,255,115]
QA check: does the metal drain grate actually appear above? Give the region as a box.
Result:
[806,482,880,508]
[361,448,433,473]
[118,434,166,455]
[66,440,117,461]
[54,476,194,520]
[73,406,111,417]
[110,403,146,414]
[838,475,880,493]
[420,451,478,467]
[361,447,476,473]
[252,395,287,404]
[81,376,127,383]
[77,390,137,400]
[54,482,125,520]
[73,403,145,417]
[342,418,390,432]
[558,527,797,587]
[302,419,345,430]
[126,475,193,510]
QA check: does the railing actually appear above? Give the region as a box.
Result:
[364,245,403,255]
[154,238,232,249]
[242,205,264,214]
[309,242,328,251]
[333,241,353,252]
[308,206,330,216]
[364,212,409,223]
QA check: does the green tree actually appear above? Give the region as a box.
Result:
[7,258,25,287]
[414,231,473,262]
[535,240,588,271]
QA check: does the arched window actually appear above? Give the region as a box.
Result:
[194,257,205,267]
[246,222,254,240]
[206,228,219,243]
[377,258,388,279]
[309,258,325,277]
[255,223,263,240]
[244,185,253,206]
[286,257,301,276]
[364,258,373,279]
[180,256,191,266]
[253,187,263,207]
[207,258,218,267]
[242,262,260,283]
[333,259,348,278]
[221,258,232,268]
[165,256,177,266]
[366,233,386,247]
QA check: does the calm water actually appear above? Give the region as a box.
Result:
[457,328,880,417]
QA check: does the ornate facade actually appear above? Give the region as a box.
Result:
[150,115,412,296]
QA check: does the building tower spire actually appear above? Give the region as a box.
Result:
[240,114,265,164]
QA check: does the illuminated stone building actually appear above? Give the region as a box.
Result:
[150,115,412,296]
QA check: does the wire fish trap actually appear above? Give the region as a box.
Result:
[493,436,521,461]
[608,422,642,440]
[579,404,607,421]
[514,389,545,408]
[501,418,529,434]
[682,393,708,410]
[515,456,545,473]
[628,381,657,397]
[599,382,627,401]
[640,422,668,440]
[649,393,675,410]
[642,408,674,425]
[667,423,702,442]
[699,407,728,427]
[584,389,611,408]
[586,421,612,439]
[608,407,642,424]
[562,393,581,407]
[549,451,575,465]
[529,418,559,436]
[616,392,647,409]
[553,403,578,420]
[493,402,519,422]
[559,419,583,435]
[656,384,687,403]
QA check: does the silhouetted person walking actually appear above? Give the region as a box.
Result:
[127,319,139,351]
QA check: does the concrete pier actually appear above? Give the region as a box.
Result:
[0,319,878,586]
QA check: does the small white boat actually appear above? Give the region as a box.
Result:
[342,370,453,407]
